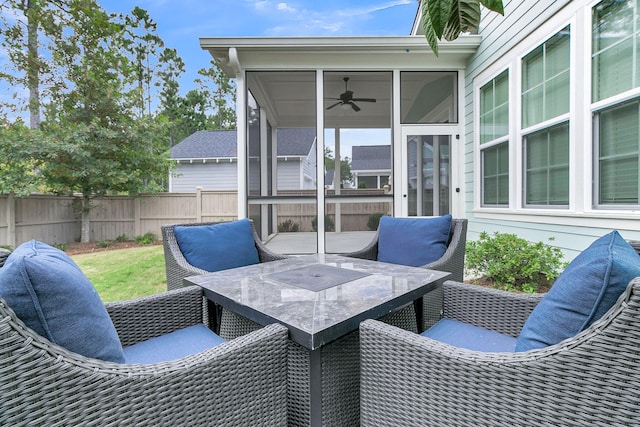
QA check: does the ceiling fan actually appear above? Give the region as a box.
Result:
[326,77,376,112]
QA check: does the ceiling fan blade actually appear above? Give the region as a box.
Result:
[352,98,376,103]
[326,102,342,110]
[351,102,361,112]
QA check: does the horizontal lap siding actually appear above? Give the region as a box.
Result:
[170,163,237,192]
[460,0,640,260]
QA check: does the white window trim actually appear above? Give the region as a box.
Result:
[474,16,577,214]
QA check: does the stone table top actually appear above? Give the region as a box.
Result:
[186,254,449,350]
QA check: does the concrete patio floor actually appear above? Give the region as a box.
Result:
[264,231,376,255]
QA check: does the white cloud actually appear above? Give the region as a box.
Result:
[277,2,296,13]
[254,1,269,10]
[336,0,413,18]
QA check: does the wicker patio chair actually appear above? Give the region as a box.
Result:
[359,277,640,426]
[162,220,288,291]
[0,285,289,427]
[343,218,467,332]
[343,218,468,282]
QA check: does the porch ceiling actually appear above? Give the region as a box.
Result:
[199,35,481,129]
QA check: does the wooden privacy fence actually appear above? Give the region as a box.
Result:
[0,190,238,248]
[0,189,391,248]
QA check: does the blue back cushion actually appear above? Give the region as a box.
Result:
[174,219,260,272]
[516,231,640,351]
[0,240,125,363]
[377,215,452,267]
[422,318,517,352]
[124,324,225,364]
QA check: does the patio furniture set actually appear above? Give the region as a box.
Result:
[1,218,640,426]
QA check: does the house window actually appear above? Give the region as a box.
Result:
[594,100,640,205]
[593,0,640,207]
[592,0,639,102]
[482,142,509,206]
[521,27,570,207]
[479,70,509,206]
[524,123,570,206]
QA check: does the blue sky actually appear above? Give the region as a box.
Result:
[99,0,419,94]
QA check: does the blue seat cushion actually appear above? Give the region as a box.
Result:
[516,231,640,351]
[421,318,517,352]
[123,324,226,364]
[174,219,260,272]
[0,240,125,363]
[377,215,452,267]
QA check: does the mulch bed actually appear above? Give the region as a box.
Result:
[64,241,162,256]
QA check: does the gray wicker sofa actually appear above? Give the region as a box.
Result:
[162,220,287,291]
[0,285,289,426]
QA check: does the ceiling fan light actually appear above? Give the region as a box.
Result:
[339,103,351,111]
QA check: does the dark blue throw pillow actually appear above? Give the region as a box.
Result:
[0,240,125,363]
[174,219,260,272]
[516,231,640,351]
[377,215,452,267]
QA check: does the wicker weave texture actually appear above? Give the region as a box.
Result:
[1,286,289,427]
[161,220,288,291]
[344,218,467,333]
[360,277,640,427]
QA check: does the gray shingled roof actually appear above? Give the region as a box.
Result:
[170,128,315,159]
[351,145,391,171]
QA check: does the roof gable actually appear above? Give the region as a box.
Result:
[351,145,391,171]
[170,128,316,159]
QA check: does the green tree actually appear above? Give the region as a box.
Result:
[40,0,168,242]
[119,6,165,117]
[324,146,352,187]
[0,0,69,128]
[0,120,48,196]
[156,47,186,146]
[420,0,504,56]
[195,60,237,130]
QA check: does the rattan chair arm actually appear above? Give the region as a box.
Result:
[421,219,468,282]
[106,285,205,347]
[442,280,543,337]
[342,231,379,260]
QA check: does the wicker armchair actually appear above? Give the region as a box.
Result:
[360,277,640,426]
[0,285,289,427]
[162,220,288,290]
[344,218,467,332]
[343,218,468,282]
[0,248,10,267]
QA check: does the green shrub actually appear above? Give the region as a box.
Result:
[115,234,129,243]
[135,232,156,245]
[96,240,112,249]
[465,231,567,293]
[311,215,335,232]
[367,213,384,231]
[53,243,67,251]
[278,219,300,232]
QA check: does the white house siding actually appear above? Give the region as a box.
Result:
[170,162,237,192]
[464,0,640,260]
[277,159,304,190]
[302,140,317,189]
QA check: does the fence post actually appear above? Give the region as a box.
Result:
[6,193,15,248]
[134,197,141,237]
[196,187,203,222]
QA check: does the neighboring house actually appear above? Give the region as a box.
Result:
[199,0,640,257]
[169,128,316,192]
[351,145,390,189]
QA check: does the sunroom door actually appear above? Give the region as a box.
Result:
[400,126,457,217]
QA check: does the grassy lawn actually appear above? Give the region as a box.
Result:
[71,245,166,302]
